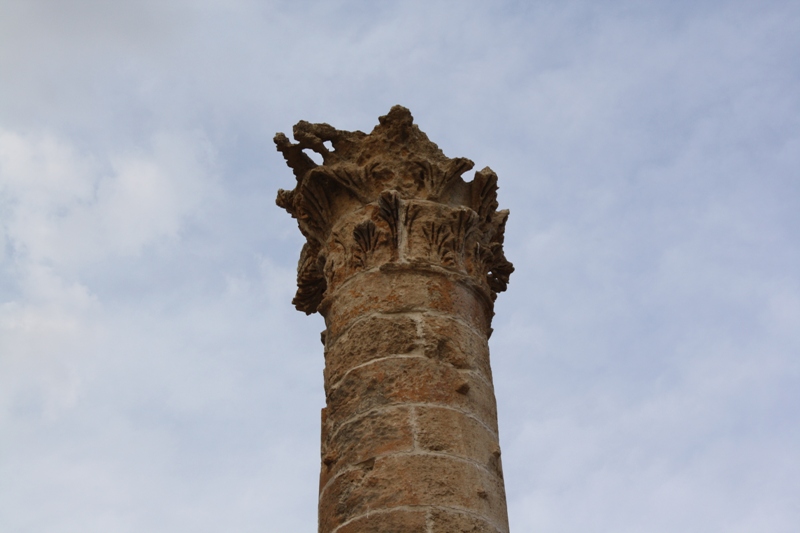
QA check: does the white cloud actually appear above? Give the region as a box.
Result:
[1,129,217,269]
[0,127,219,426]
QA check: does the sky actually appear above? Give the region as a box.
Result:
[1,0,798,531]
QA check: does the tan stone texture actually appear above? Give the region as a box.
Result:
[322,268,492,341]
[335,509,429,533]
[325,356,498,432]
[420,313,493,381]
[276,106,513,532]
[320,406,414,489]
[319,454,508,532]
[415,406,504,479]
[323,314,420,389]
[429,508,506,533]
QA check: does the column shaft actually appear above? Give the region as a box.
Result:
[319,269,508,532]
[275,106,514,533]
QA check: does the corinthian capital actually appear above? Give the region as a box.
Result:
[276,105,513,315]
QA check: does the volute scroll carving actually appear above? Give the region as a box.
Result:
[276,105,513,314]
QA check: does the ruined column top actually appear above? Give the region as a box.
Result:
[276,105,513,315]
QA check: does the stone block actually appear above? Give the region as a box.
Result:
[420,314,492,381]
[334,509,428,533]
[319,454,507,533]
[324,314,420,390]
[321,269,490,340]
[429,508,506,533]
[320,406,414,489]
[326,357,498,432]
[415,406,504,479]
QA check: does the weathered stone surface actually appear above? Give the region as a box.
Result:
[326,356,498,432]
[323,314,420,390]
[335,509,429,533]
[420,313,492,381]
[320,406,414,489]
[319,454,508,533]
[429,508,506,533]
[321,268,492,341]
[275,106,513,315]
[415,406,504,479]
[276,107,512,532]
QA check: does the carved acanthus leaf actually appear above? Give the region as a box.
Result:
[474,242,495,272]
[274,132,318,180]
[485,210,513,296]
[293,241,327,314]
[292,120,337,159]
[487,244,514,295]
[295,181,332,240]
[307,163,376,205]
[471,167,499,223]
[450,209,480,257]
[352,220,379,269]
[422,220,456,266]
[276,188,295,215]
[378,190,402,255]
[414,157,474,200]
[404,203,422,237]
[276,106,513,314]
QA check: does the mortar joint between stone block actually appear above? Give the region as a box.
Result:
[410,405,420,451]
[327,502,507,533]
[459,367,494,392]
[328,505,432,533]
[418,308,493,342]
[318,448,505,504]
[425,508,434,533]
[323,309,384,347]
[428,504,509,533]
[405,449,506,484]
[321,262,496,324]
[327,353,431,394]
[329,306,487,349]
[327,318,495,391]
[324,404,407,449]
[327,402,499,448]
[325,309,426,347]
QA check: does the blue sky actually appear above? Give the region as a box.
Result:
[1,1,798,531]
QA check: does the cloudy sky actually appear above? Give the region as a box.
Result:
[1,1,798,531]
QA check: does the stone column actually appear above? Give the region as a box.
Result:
[276,106,514,533]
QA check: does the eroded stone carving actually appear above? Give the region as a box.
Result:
[276,105,513,314]
[277,107,514,533]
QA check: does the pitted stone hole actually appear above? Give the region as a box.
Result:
[323,140,334,152]
[304,148,323,165]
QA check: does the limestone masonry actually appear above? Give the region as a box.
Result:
[276,106,513,533]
